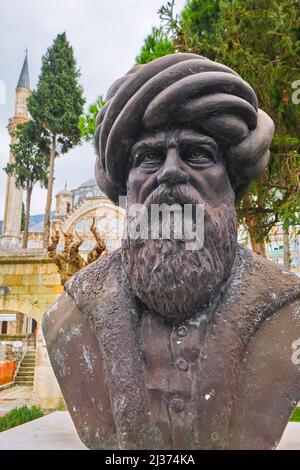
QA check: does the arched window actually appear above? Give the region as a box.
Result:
[75,220,84,231]
[99,219,108,231]
[112,217,120,232]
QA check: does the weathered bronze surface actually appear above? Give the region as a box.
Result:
[43,53,300,450]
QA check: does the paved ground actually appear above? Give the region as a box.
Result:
[277,422,300,450]
[0,411,87,450]
[0,385,36,415]
[0,410,299,450]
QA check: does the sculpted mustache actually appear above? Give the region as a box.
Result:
[144,183,203,208]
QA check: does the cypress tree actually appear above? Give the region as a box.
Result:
[28,32,85,247]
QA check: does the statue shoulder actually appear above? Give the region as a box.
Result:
[66,246,122,289]
[228,252,300,449]
[230,297,300,449]
[42,249,123,352]
[64,248,123,312]
[245,296,300,390]
[224,248,300,449]
[233,245,300,315]
[237,244,300,289]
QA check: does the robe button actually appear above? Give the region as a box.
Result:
[177,326,188,337]
[175,358,189,371]
[169,397,185,413]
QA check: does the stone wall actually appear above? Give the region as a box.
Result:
[0,251,63,320]
[0,250,64,409]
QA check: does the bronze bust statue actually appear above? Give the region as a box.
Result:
[43,53,300,450]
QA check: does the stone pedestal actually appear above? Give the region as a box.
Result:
[0,411,298,450]
[34,325,65,410]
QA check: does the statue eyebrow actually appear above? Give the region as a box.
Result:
[130,134,219,163]
[179,135,218,150]
[131,138,165,155]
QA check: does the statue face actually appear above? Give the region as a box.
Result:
[122,128,237,323]
[127,128,234,208]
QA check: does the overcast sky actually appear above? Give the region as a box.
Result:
[0,0,186,217]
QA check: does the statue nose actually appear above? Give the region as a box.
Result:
[157,152,189,187]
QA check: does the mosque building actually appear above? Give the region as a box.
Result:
[27,178,124,254]
[0,52,124,342]
[0,51,124,258]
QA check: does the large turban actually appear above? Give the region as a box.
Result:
[95,53,274,204]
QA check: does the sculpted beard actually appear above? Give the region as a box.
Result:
[122,184,237,323]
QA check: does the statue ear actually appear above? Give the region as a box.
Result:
[234,183,250,203]
[226,109,274,197]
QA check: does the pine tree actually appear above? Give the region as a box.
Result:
[136,26,175,65]
[28,32,85,247]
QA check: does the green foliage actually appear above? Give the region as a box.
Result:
[79,96,105,142]
[141,0,300,242]
[181,0,220,38]
[136,26,175,65]
[28,32,85,247]
[211,0,300,239]
[290,408,300,422]
[158,1,181,39]
[5,120,50,191]
[28,32,85,154]
[0,406,43,432]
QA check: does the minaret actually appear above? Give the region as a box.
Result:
[0,51,30,250]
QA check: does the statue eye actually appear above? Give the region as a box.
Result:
[190,152,211,162]
[184,145,216,168]
[135,150,163,171]
[141,152,157,162]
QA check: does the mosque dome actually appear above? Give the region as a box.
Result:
[79,178,97,188]
[56,188,72,197]
[72,177,103,207]
[55,182,73,198]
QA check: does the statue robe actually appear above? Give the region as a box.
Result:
[43,246,300,450]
